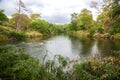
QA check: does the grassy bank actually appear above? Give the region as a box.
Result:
[25,31,43,38]
[93,33,120,40]
[68,31,91,39]
[0,26,43,42]
[69,30,120,40]
[0,46,120,80]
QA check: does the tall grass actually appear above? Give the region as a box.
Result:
[0,26,27,41]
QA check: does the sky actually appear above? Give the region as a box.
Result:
[0,0,102,24]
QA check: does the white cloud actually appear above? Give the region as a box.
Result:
[0,0,102,24]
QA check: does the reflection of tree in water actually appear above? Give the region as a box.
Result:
[70,37,95,57]
[97,39,120,57]
[79,38,95,55]
[69,37,82,55]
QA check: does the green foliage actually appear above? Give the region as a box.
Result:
[113,33,120,39]
[72,54,120,80]
[0,46,120,80]
[72,63,97,80]
[70,13,79,31]
[30,14,41,20]
[110,0,120,18]
[0,46,40,80]
[0,34,8,42]
[8,31,26,41]
[96,26,104,33]
[0,9,8,25]
[95,0,120,34]
[25,31,42,38]
[0,26,10,34]
[39,54,70,80]
[30,20,67,35]
[0,26,9,42]
[89,27,96,35]
[89,26,104,35]
[70,9,94,31]
[109,21,120,35]
[79,24,85,30]
[11,13,31,30]
[0,26,27,41]
[31,20,49,35]
[0,46,69,80]
[78,9,93,30]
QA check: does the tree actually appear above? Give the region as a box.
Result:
[15,0,29,31]
[30,14,41,20]
[0,9,8,25]
[70,13,78,31]
[91,0,120,33]
[31,20,49,35]
[11,13,31,30]
[109,0,120,34]
[91,1,111,32]
[77,8,93,30]
[70,9,94,31]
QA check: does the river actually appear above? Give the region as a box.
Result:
[6,35,120,60]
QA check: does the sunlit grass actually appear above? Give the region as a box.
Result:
[25,31,43,38]
[72,30,91,38]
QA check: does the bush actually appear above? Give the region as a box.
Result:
[79,24,86,30]
[25,31,43,38]
[89,27,104,36]
[109,22,120,35]
[0,26,27,41]
[72,31,91,38]
[114,33,120,40]
[0,26,10,35]
[96,26,104,33]
[8,31,26,41]
[0,34,8,42]
[0,46,69,80]
[0,46,40,80]
[89,27,96,35]
[72,53,120,80]
[31,20,49,35]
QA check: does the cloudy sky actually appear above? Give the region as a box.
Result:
[0,0,102,24]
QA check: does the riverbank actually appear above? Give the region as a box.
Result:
[0,46,120,80]
[69,31,120,40]
[0,26,43,42]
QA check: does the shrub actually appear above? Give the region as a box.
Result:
[79,24,86,30]
[0,34,8,42]
[25,31,43,38]
[0,46,40,80]
[31,20,49,35]
[114,33,120,40]
[0,26,10,35]
[89,27,104,36]
[8,31,26,41]
[109,22,120,35]
[72,31,91,38]
[0,46,69,80]
[89,27,96,35]
[96,26,104,33]
[72,53,120,80]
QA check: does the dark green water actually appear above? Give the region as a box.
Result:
[5,35,120,60]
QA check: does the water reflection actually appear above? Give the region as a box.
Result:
[97,39,120,57]
[9,35,120,60]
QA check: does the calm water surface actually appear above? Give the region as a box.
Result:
[8,35,120,60]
